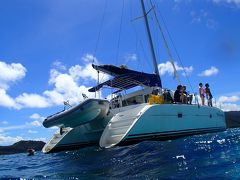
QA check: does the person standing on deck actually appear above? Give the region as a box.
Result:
[181,86,188,104]
[174,85,182,103]
[199,83,205,105]
[205,83,213,107]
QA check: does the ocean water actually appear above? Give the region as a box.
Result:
[1,128,240,179]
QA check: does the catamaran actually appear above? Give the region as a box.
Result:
[42,0,226,153]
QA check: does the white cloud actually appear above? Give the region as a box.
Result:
[158,61,193,76]
[190,10,206,24]
[28,130,38,134]
[0,134,46,145]
[0,88,17,108]
[124,53,137,63]
[0,121,44,145]
[0,125,28,134]
[43,90,65,105]
[49,69,62,85]
[0,54,108,109]
[174,0,240,8]
[0,119,43,133]
[68,61,109,83]
[198,66,219,77]
[192,93,240,111]
[190,9,218,30]
[213,0,240,6]
[0,61,27,90]
[0,123,37,132]
[1,121,8,125]
[52,60,67,71]
[82,53,99,64]
[0,88,51,109]
[30,113,45,121]
[218,95,240,103]
[0,134,23,146]
[69,64,99,81]
[213,95,240,111]
[44,73,91,105]
[15,93,51,108]
[30,113,42,119]
[44,54,108,106]
[0,117,45,144]
[217,102,240,111]
[30,120,42,127]
[54,74,79,93]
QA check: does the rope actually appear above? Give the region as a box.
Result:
[150,0,181,85]
[153,0,195,94]
[92,0,108,64]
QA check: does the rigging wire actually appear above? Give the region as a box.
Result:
[92,0,108,64]
[91,0,108,98]
[115,0,125,65]
[130,1,153,73]
[150,0,181,85]
[126,1,138,69]
[153,0,195,94]
[98,1,125,97]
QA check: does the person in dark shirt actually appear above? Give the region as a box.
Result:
[182,85,188,104]
[174,85,182,103]
[163,89,174,103]
[205,83,213,107]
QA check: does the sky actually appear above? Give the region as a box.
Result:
[0,0,240,145]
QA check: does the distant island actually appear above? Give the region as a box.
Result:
[225,111,240,129]
[0,140,45,155]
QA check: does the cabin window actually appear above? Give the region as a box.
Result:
[178,113,183,118]
[122,95,144,107]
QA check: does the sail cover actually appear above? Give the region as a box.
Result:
[88,64,161,92]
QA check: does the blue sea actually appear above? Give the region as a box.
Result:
[1,128,240,179]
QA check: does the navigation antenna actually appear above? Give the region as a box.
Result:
[140,0,162,88]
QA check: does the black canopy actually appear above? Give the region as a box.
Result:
[88,64,161,92]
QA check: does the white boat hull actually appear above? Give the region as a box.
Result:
[44,103,226,153]
[122,104,225,145]
[100,103,226,148]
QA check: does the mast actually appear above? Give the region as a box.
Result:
[140,0,162,88]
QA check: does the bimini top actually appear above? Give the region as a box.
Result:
[88,64,161,92]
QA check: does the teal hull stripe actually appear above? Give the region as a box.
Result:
[128,127,226,138]
[117,127,226,146]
